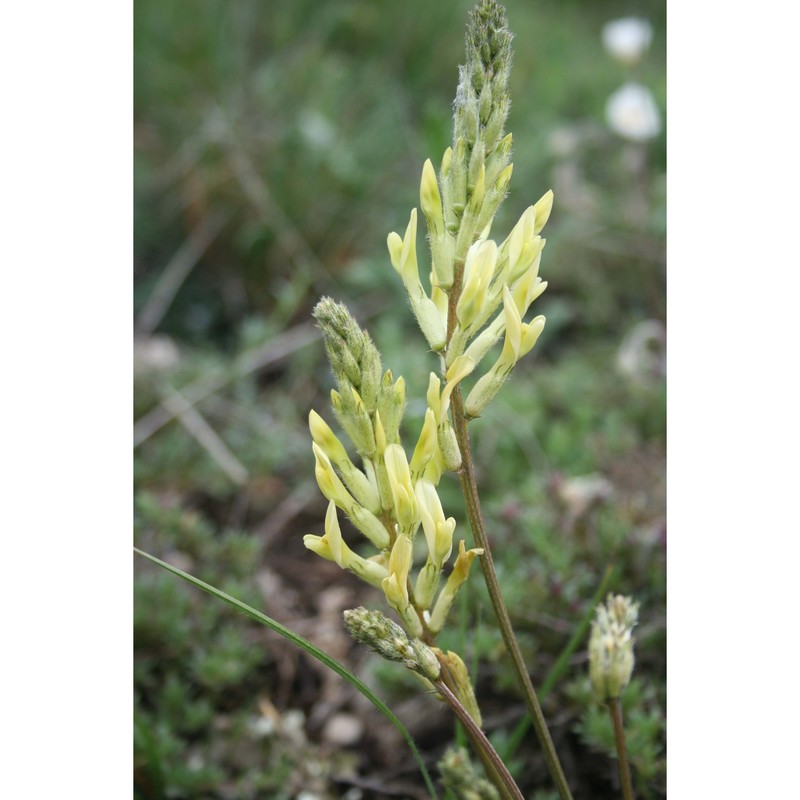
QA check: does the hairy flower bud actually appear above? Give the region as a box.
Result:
[588,594,639,702]
[313,297,382,409]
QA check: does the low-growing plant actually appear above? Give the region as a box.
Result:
[135,2,664,797]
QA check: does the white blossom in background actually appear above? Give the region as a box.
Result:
[605,82,661,142]
[602,17,653,66]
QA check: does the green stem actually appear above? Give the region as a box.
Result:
[609,698,635,800]
[449,385,574,800]
[435,678,524,800]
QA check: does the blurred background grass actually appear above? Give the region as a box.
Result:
[134,1,666,798]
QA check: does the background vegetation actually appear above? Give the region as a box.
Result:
[134,1,666,797]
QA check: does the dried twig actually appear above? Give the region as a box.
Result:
[160,387,249,485]
[136,210,229,336]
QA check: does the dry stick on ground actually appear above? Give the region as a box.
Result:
[136,210,229,336]
[160,388,249,485]
[133,322,318,447]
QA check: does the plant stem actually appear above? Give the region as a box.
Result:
[435,678,525,800]
[609,698,635,800]
[449,384,574,800]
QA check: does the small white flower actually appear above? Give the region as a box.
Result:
[605,82,661,142]
[602,17,653,66]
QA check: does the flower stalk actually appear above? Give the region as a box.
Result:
[304,2,580,797]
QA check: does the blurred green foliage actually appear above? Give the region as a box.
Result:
[135,0,666,797]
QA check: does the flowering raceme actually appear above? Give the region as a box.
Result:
[304,0,554,723]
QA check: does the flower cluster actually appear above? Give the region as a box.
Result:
[305,297,483,640]
[588,594,639,702]
[304,2,552,704]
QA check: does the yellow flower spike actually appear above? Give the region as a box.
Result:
[429,540,484,634]
[409,408,438,480]
[384,443,419,532]
[532,189,554,234]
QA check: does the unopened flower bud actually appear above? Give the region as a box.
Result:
[313,297,382,409]
[343,607,413,663]
[588,594,639,702]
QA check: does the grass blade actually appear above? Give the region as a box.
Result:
[134,547,439,799]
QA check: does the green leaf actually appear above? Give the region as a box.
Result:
[134,547,438,799]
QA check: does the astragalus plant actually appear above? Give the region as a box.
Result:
[301,2,595,798]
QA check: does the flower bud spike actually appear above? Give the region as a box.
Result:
[313,297,382,409]
[589,594,639,702]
